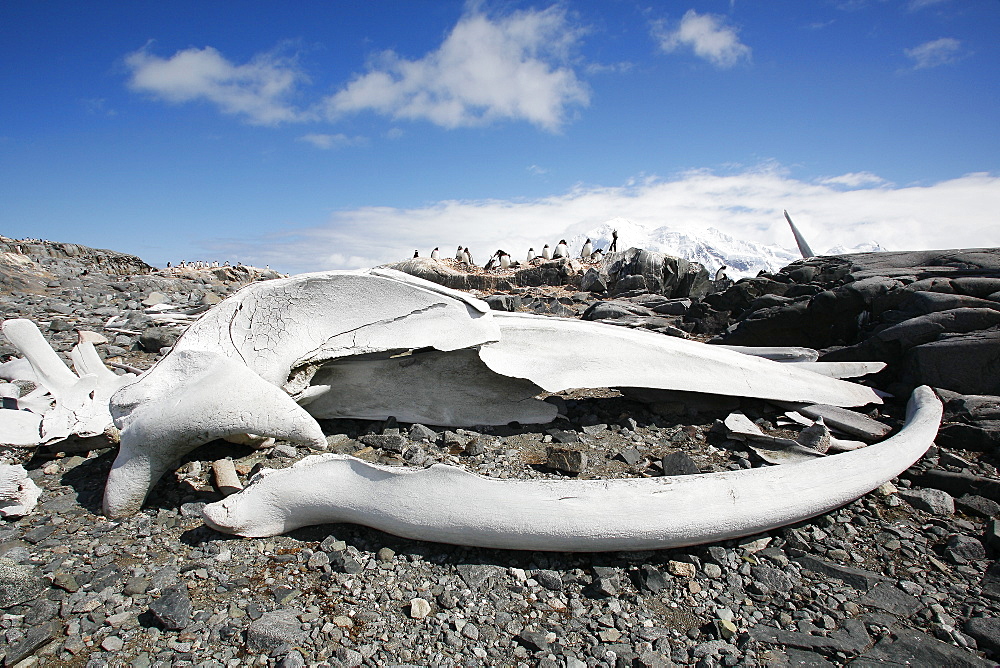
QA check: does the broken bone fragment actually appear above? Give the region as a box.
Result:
[203,386,942,549]
[0,319,136,446]
[103,268,884,517]
[0,464,42,518]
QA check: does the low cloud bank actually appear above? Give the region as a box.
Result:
[208,168,1000,275]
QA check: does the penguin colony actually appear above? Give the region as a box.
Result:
[417,236,607,273]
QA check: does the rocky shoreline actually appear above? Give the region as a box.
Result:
[3,240,1000,667]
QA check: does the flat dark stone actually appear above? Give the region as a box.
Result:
[661,451,701,476]
[850,628,993,668]
[965,617,1000,657]
[3,620,61,665]
[793,554,886,592]
[859,582,922,618]
[149,585,192,630]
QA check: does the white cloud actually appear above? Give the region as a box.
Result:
[297,133,366,149]
[125,43,309,125]
[653,10,751,68]
[324,6,589,131]
[908,0,950,10]
[904,37,963,69]
[207,167,1000,275]
[817,172,888,188]
[527,164,548,175]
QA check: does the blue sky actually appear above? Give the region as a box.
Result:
[2,0,998,273]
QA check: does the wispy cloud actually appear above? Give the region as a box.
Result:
[904,37,963,69]
[297,133,366,150]
[205,167,1000,275]
[653,10,751,68]
[907,0,950,10]
[323,6,589,131]
[527,164,548,176]
[124,43,309,125]
[817,172,888,188]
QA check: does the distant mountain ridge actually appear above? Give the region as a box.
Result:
[562,217,883,279]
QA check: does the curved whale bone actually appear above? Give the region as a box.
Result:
[105,268,883,516]
[203,386,942,549]
[0,319,136,445]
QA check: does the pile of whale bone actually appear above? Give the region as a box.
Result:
[0,268,943,551]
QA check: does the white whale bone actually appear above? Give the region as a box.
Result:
[716,345,819,363]
[2,319,78,395]
[0,357,38,383]
[1,319,135,444]
[774,401,892,441]
[782,361,887,379]
[0,382,18,399]
[722,412,825,464]
[202,386,942,548]
[0,409,43,446]
[105,269,885,517]
[781,411,868,452]
[70,341,119,383]
[482,312,882,407]
[297,348,557,426]
[104,270,501,516]
[0,464,42,518]
[105,350,328,517]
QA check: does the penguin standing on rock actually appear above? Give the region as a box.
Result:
[456,245,465,261]
[499,250,511,270]
[484,251,500,271]
[431,247,440,260]
[553,240,569,259]
[526,247,535,261]
[464,247,474,266]
[581,238,593,261]
[541,244,552,260]
[591,248,604,262]
[413,250,420,258]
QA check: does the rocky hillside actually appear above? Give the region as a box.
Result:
[2,243,1000,667]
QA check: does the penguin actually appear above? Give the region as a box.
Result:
[484,251,500,272]
[714,265,728,282]
[430,247,440,260]
[464,247,474,266]
[591,248,604,262]
[553,240,569,259]
[581,238,593,261]
[499,251,511,270]
[456,245,465,261]
[526,247,535,261]
[541,244,552,260]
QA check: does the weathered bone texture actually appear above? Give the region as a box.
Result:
[202,386,941,549]
[105,268,883,517]
[1,319,135,444]
[481,312,881,406]
[0,464,42,518]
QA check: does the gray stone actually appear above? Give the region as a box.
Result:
[546,446,587,474]
[640,564,670,594]
[535,569,563,591]
[851,628,993,668]
[247,609,309,653]
[964,617,1000,657]
[749,618,870,654]
[661,451,700,476]
[946,534,987,564]
[859,582,922,617]
[792,554,887,592]
[408,423,437,441]
[3,620,61,665]
[138,326,179,352]
[358,433,406,453]
[750,565,793,593]
[518,628,552,652]
[957,494,1000,518]
[615,447,644,466]
[0,557,47,608]
[456,563,501,588]
[898,487,955,515]
[149,585,192,630]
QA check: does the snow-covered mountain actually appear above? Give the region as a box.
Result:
[562,218,883,280]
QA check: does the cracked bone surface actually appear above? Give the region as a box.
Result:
[203,386,941,548]
[104,268,883,517]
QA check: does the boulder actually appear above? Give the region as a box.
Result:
[901,328,1000,395]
